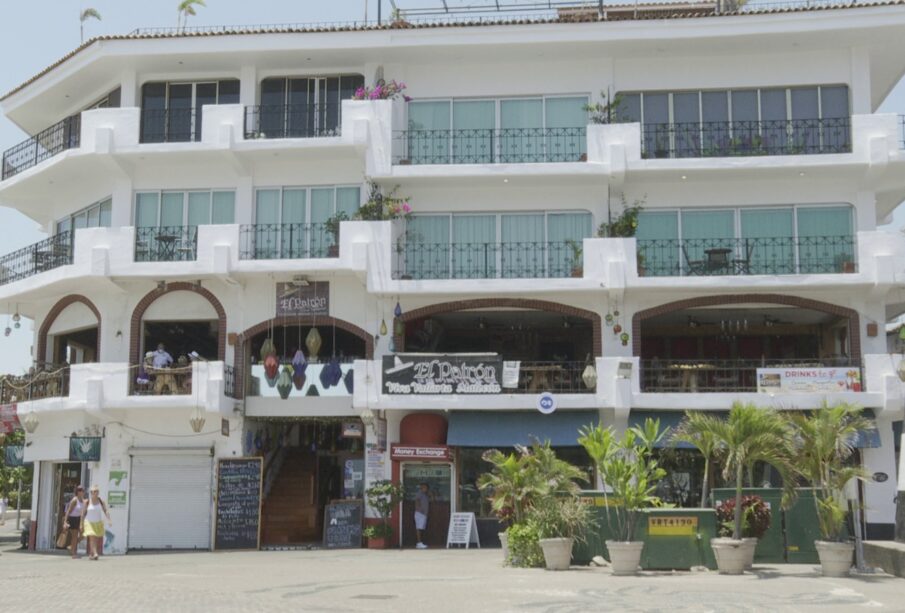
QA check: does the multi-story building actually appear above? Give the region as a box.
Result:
[1,1,904,553]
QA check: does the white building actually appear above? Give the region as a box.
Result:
[1,1,904,552]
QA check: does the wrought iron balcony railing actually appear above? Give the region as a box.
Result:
[506,361,595,394]
[394,241,581,279]
[239,223,337,260]
[0,231,73,287]
[244,103,342,139]
[134,226,198,262]
[140,108,200,143]
[640,117,851,159]
[393,127,587,164]
[2,115,81,180]
[0,364,70,404]
[640,358,861,394]
[635,235,856,277]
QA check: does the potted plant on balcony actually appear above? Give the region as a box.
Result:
[578,418,667,575]
[363,479,406,549]
[583,92,628,125]
[834,251,856,274]
[355,181,413,223]
[566,240,583,277]
[785,403,871,577]
[324,211,349,258]
[597,195,644,238]
[697,402,790,574]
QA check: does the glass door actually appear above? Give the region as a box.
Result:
[401,463,452,548]
[167,84,193,142]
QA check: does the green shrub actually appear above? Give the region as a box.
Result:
[507,523,544,568]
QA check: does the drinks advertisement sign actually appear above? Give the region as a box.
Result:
[756,367,862,393]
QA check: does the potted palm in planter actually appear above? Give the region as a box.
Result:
[700,402,790,574]
[714,494,772,569]
[565,240,583,277]
[478,449,528,562]
[363,480,406,549]
[578,418,667,575]
[785,403,871,577]
[531,495,592,571]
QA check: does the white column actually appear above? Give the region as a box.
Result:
[119,69,138,108]
[850,47,872,115]
[862,415,899,534]
[239,66,257,107]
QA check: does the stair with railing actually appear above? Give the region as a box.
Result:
[261,448,319,544]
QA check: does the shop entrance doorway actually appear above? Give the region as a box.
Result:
[37,461,87,550]
[401,463,452,548]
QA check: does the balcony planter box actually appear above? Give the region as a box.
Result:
[327,245,339,258]
[571,266,583,278]
[815,540,853,577]
[539,537,573,570]
[711,537,748,574]
[841,262,855,274]
[579,153,588,162]
[606,540,644,575]
[398,159,412,165]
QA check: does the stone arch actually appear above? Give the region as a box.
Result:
[396,298,603,356]
[37,295,102,364]
[631,293,861,361]
[130,282,227,366]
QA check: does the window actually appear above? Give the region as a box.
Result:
[252,185,360,258]
[636,204,854,275]
[407,96,588,163]
[254,75,363,138]
[56,198,112,236]
[403,211,592,279]
[133,190,235,228]
[140,80,240,143]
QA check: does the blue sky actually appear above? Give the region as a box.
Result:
[0,0,903,373]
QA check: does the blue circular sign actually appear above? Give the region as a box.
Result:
[536,392,556,415]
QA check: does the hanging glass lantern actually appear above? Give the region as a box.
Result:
[582,363,598,389]
[276,365,293,399]
[620,332,630,346]
[22,411,39,434]
[605,313,614,327]
[394,301,402,318]
[379,319,388,336]
[3,327,10,337]
[260,338,276,362]
[613,324,622,335]
[306,327,322,361]
[263,354,279,387]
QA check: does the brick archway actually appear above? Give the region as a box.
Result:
[37,295,101,364]
[130,282,227,366]
[235,316,375,399]
[631,293,861,361]
[396,298,603,356]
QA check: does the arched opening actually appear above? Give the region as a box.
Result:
[38,295,101,366]
[634,295,860,393]
[141,291,220,363]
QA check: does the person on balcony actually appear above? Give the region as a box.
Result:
[152,343,174,369]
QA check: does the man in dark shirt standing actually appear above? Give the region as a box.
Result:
[414,483,430,549]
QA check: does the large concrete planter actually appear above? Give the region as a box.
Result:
[711,538,748,575]
[499,531,509,565]
[815,540,853,577]
[539,537,574,570]
[742,537,758,569]
[606,540,644,576]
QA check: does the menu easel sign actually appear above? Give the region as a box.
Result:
[446,512,481,549]
[323,500,363,549]
[214,457,263,551]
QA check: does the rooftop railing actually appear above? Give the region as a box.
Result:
[640,118,851,159]
[640,358,861,393]
[244,103,342,139]
[2,115,80,180]
[239,223,337,260]
[134,226,198,262]
[394,241,580,279]
[393,127,587,165]
[0,231,73,287]
[635,235,856,277]
[140,108,200,143]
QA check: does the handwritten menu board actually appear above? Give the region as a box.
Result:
[323,500,363,549]
[215,458,263,551]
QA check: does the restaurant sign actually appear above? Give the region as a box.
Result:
[390,445,451,461]
[756,367,862,393]
[275,281,329,317]
[382,354,502,394]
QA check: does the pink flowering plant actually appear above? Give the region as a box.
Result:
[351,79,411,102]
[355,181,413,222]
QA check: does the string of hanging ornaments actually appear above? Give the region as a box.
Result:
[4,304,21,337]
[604,302,630,346]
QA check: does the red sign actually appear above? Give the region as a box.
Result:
[0,403,20,434]
[391,445,450,461]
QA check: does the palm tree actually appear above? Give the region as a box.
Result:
[698,402,791,539]
[785,403,871,541]
[178,0,206,31]
[80,8,102,43]
[673,411,723,507]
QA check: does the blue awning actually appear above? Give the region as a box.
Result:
[628,410,728,449]
[447,410,596,447]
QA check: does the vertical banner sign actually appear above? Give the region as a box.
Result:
[275,282,330,317]
[215,458,263,551]
[383,354,503,394]
[0,403,19,433]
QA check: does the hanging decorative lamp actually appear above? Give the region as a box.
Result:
[263,353,280,387]
[22,411,39,434]
[582,362,598,390]
[276,365,293,400]
[189,407,206,433]
[380,319,388,336]
[306,327,322,361]
[394,301,402,318]
[260,338,276,362]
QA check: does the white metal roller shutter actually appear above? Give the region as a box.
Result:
[128,453,213,550]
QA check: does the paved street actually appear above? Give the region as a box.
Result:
[2,544,905,612]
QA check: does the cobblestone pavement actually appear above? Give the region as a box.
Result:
[2,545,905,613]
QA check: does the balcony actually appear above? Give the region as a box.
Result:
[394,241,579,280]
[248,361,354,399]
[2,115,80,180]
[636,235,856,277]
[506,361,593,394]
[131,362,193,396]
[0,364,69,403]
[239,223,337,260]
[139,108,200,143]
[244,103,342,139]
[640,118,851,159]
[134,226,198,262]
[0,232,73,287]
[392,127,587,165]
[640,358,861,393]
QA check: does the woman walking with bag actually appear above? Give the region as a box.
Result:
[61,485,85,559]
[80,485,110,560]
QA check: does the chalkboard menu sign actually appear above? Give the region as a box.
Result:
[215,458,263,551]
[323,500,363,549]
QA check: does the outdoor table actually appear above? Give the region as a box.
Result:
[704,248,732,273]
[667,363,716,391]
[155,233,179,260]
[146,365,192,395]
[521,364,563,392]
